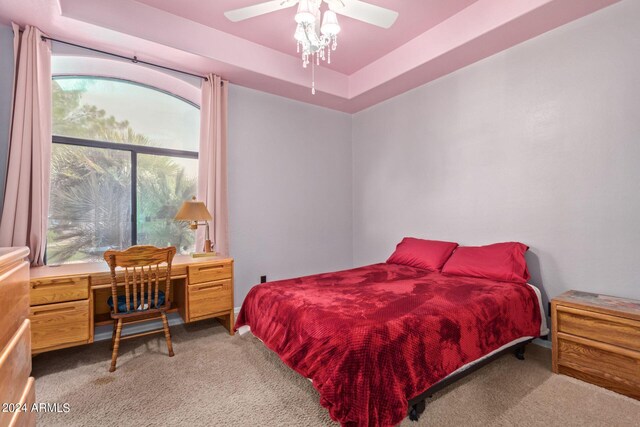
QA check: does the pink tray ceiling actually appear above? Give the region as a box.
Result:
[134,0,479,75]
[0,0,621,113]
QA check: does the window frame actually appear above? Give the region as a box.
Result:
[50,75,200,252]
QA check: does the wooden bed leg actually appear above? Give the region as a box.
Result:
[408,399,426,422]
[514,344,526,360]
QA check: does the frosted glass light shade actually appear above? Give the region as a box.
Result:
[295,0,315,24]
[321,10,340,35]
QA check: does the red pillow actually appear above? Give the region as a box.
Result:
[441,242,530,283]
[386,238,459,272]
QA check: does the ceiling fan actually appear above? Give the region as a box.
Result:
[225,1,399,95]
[225,0,399,30]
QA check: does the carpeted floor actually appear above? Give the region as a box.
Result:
[32,320,640,427]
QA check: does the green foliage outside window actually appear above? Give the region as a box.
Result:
[47,78,197,264]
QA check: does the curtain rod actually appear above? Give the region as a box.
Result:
[40,35,215,83]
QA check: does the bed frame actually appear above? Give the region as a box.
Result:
[407,339,533,422]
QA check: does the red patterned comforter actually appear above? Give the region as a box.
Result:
[235,263,541,427]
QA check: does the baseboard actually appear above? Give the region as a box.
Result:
[532,337,552,349]
[94,309,243,342]
[96,307,552,351]
[93,313,185,342]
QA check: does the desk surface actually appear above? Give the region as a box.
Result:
[30,255,234,288]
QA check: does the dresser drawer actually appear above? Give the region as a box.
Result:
[30,300,90,352]
[188,262,232,285]
[8,377,35,427]
[188,279,232,320]
[30,275,89,305]
[557,333,640,395]
[0,260,29,351]
[557,305,640,352]
[0,320,32,427]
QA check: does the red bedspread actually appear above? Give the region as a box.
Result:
[235,263,541,427]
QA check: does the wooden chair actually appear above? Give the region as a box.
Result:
[103,245,177,372]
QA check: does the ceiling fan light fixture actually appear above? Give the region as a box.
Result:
[224,0,399,95]
[295,0,316,24]
[321,10,340,36]
[293,0,341,93]
[294,23,306,42]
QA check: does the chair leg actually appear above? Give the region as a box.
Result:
[110,320,117,350]
[161,312,175,357]
[109,319,123,372]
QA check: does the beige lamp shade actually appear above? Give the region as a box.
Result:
[174,197,212,222]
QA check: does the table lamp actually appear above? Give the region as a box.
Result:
[174,196,215,256]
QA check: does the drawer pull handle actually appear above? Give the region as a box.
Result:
[198,265,225,272]
[32,280,81,288]
[32,282,65,289]
[196,284,224,291]
[32,306,77,315]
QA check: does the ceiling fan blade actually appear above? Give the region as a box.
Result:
[329,0,398,29]
[225,0,297,22]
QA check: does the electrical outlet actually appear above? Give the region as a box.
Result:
[260,275,267,283]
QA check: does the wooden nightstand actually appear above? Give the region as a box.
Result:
[551,290,640,400]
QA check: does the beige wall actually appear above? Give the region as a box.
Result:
[228,84,353,306]
[352,0,640,320]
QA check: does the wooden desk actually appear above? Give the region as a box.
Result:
[29,255,234,354]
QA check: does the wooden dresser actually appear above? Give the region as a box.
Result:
[552,290,640,399]
[29,255,234,354]
[0,247,36,427]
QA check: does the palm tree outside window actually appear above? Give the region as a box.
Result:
[48,76,199,264]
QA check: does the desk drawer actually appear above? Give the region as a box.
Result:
[188,262,231,285]
[557,306,640,352]
[30,276,89,305]
[8,377,35,427]
[188,279,232,320]
[0,320,31,427]
[30,300,90,352]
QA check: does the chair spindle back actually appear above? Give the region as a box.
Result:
[104,246,177,314]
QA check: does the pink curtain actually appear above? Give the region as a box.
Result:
[0,25,51,266]
[197,74,229,256]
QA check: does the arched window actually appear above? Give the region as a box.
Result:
[48,76,200,264]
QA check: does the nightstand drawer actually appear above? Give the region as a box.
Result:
[30,300,90,352]
[30,276,89,305]
[188,262,232,285]
[557,333,640,395]
[557,305,640,352]
[188,279,232,320]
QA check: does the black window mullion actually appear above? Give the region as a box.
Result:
[131,151,138,246]
[52,135,198,159]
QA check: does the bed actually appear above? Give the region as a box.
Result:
[236,261,547,427]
